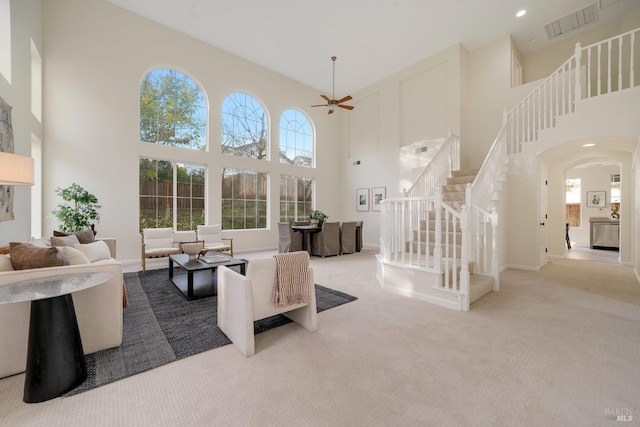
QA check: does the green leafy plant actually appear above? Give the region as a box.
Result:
[310,210,328,221]
[51,183,101,232]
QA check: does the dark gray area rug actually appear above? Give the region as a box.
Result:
[66,268,357,396]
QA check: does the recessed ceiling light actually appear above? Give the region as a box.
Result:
[582,143,595,147]
[516,9,527,17]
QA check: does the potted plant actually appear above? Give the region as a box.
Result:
[310,210,328,227]
[51,183,101,233]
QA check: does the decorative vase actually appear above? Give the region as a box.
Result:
[181,242,203,261]
[310,219,320,227]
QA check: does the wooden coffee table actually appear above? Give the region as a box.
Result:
[169,253,247,300]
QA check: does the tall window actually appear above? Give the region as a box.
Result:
[279,110,313,166]
[221,168,267,230]
[140,69,206,150]
[0,0,11,83]
[221,92,268,159]
[566,178,581,227]
[30,40,41,122]
[280,175,313,223]
[139,158,205,231]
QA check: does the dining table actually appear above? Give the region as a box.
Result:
[291,225,321,253]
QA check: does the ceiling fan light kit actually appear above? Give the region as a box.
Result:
[311,56,355,114]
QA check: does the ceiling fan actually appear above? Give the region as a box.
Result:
[311,56,354,115]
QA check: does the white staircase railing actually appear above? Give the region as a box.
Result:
[507,27,639,154]
[404,131,460,198]
[465,122,508,290]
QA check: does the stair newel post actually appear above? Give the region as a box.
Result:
[491,207,500,291]
[574,43,582,103]
[434,188,443,269]
[459,202,470,312]
[465,183,473,260]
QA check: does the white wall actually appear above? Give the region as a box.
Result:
[41,0,343,264]
[466,36,513,170]
[0,0,42,245]
[522,7,640,83]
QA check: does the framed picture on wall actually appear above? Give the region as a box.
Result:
[356,188,369,212]
[587,191,606,207]
[371,187,386,212]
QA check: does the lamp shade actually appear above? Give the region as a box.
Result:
[0,152,35,186]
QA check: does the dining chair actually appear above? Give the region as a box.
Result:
[310,222,340,257]
[278,222,292,253]
[340,221,357,254]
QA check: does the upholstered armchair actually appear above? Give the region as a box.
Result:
[340,222,357,254]
[310,221,340,257]
[141,228,196,272]
[196,225,233,256]
[217,255,318,356]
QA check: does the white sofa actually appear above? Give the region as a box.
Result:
[0,238,124,379]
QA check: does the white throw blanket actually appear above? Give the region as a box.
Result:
[272,251,311,307]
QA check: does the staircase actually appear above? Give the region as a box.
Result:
[377,26,640,311]
[405,168,494,305]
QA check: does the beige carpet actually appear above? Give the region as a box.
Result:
[1,250,639,426]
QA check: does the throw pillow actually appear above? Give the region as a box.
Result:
[54,228,96,244]
[57,246,91,265]
[74,240,111,262]
[29,237,51,247]
[51,234,81,247]
[9,242,69,270]
[0,254,14,271]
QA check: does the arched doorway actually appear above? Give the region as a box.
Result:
[538,137,635,266]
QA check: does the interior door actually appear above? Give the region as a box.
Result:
[539,165,548,266]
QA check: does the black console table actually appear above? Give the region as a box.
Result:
[0,272,112,403]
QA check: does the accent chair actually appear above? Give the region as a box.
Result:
[217,255,318,356]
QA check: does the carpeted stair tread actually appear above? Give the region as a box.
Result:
[469,273,494,303]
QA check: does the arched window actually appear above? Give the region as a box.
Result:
[221,92,268,159]
[140,69,206,150]
[279,109,313,167]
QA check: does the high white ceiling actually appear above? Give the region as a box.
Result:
[104,0,640,97]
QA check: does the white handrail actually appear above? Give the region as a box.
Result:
[405,132,460,198]
[506,28,639,154]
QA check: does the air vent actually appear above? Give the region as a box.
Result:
[544,2,598,40]
[415,146,428,154]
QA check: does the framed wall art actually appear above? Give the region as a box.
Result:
[586,191,606,208]
[371,186,386,212]
[0,95,15,222]
[356,188,369,212]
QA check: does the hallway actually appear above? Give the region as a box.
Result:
[564,245,620,264]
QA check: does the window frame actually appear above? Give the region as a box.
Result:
[139,157,206,231]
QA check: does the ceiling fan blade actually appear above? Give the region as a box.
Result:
[337,95,352,103]
[311,104,328,107]
[328,109,334,115]
[320,94,331,102]
[338,104,354,110]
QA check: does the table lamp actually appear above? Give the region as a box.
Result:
[0,152,35,186]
